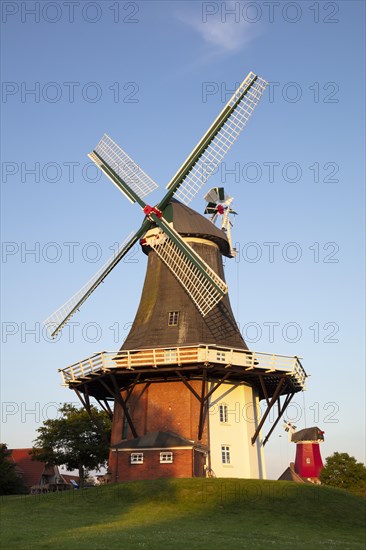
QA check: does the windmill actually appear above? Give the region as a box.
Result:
[49,72,307,482]
[204,187,237,256]
[279,423,324,483]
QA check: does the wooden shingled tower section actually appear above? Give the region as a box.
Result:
[122,200,246,351]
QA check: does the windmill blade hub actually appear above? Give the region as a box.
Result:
[143,205,163,220]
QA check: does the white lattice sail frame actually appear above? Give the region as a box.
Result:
[89,134,158,202]
[146,230,228,316]
[171,73,267,205]
[44,231,135,336]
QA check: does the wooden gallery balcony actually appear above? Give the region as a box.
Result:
[59,345,307,403]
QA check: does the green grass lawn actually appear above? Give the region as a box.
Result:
[1,478,365,549]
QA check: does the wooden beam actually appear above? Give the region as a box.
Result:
[175,370,201,401]
[134,382,150,404]
[251,377,286,445]
[84,384,91,415]
[74,388,88,412]
[258,375,270,406]
[98,376,138,438]
[96,398,113,420]
[203,372,231,403]
[198,370,207,441]
[263,392,295,446]
[110,375,139,439]
[102,399,113,417]
[125,373,141,403]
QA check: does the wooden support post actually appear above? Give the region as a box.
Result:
[125,373,141,403]
[98,376,138,438]
[74,389,89,412]
[111,375,138,438]
[251,377,286,445]
[198,370,207,441]
[203,372,231,403]
[84,385,91,416]
[102,399,113,418]
[96,399,113,420]
[133,382,150,405]
[175,370,201,401]
[259,375,270,406]
[263,392,295,446]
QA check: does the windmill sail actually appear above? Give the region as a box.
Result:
[89,134,158,203]
[146,227,228,316]
[164,73,267,206]
[44,230,139,337]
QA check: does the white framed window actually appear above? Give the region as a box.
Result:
[221,445,231,465]
[160,452,173,463]
[219,404,228,423]
[216,351,226,362]
[130,453,143,464]
[164,349,177,363]
[168,311,179,326]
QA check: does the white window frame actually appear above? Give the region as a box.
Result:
[216,351,226,362]
[130,452,143,464]
[219,404,228,423]
[221,445,231,465]
[160,451,173,464]
[168,311,179,326]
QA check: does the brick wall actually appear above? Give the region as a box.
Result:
[110,448,194,482]
[110,380,209,447]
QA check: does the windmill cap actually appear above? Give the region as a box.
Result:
[291,427,325,443]
[143,199,231,257]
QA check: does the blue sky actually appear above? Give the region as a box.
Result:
[1,1,365,479]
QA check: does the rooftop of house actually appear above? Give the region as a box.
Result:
[8,448,53,487]
[8,448,78,488]
[112,431,207,450]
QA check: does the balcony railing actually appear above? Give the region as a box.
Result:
[59,345,307,390]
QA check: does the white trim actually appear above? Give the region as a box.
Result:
[160,451,173,463]
[130,452,144,464]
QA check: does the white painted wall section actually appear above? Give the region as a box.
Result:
[208,381,266,479]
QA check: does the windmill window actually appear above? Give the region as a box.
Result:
[219,404,228,423]
[168,311,180,326]
[160,452,173,463]
[221,445,231,465]
[216,351,226,362]
[130,453,143,464]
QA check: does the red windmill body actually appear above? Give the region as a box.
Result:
[292,427,325,480]
[280,423,324,483]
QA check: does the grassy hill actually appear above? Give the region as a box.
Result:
[1,478,365,549]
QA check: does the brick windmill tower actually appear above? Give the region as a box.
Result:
[47,72,307,482]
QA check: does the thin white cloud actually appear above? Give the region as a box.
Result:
[178,4,262,54]
[190,18,257,52]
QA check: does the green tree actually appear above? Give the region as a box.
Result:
[0,443,26,495]
[31,404,111,489]
[320,452,366,496]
